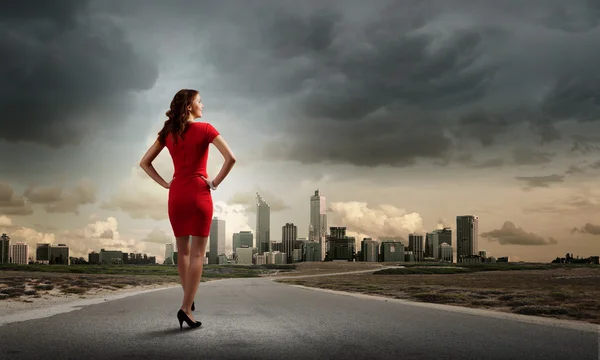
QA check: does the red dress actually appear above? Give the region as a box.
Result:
[165,122,220,237]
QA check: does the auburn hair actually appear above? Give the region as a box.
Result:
[157,89,199,145]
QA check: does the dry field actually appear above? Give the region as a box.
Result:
[0,271,184,301]
[276,266,600,325]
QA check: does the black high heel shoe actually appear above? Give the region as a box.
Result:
[192,301,195,311]
[177,309,201,330]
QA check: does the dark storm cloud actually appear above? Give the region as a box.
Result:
[471,158,505,169]
[540,76,600,122]
[524,188,600,215]
[565,164,586,175]
[570,223,600,236]
[538,1,600,33]
[569,135,600,154]
[169,0,600,167]
[172,1,507,167]
[514,174,564,190]
[454,111,511,147]
[0,0,158,148]
[0,179,96,216]
[0,182,33,216]
[481,221,558,246]
[7,0,600,169]
[512,148,555,166]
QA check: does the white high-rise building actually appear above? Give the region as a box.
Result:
[456,215,479,263]
[309,190,327,261]
[11,242,28,265]
[256,193,271,254]
[309,190,327,242]
[209,217,226,264]
[165,243,174,264]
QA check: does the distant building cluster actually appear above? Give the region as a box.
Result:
[0,233,156,266]
[1,189,598,267]
[162,191,510,266]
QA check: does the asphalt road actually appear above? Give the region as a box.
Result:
[0,275,598,360]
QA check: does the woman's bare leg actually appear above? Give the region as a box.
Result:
[181,235,208,321]
[175,236,190,294]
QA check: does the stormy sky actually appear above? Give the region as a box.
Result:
[1,0,600,262]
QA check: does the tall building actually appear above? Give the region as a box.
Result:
[326,227,355,261]
[256,193,271,254]
[99,249,123,265]
[456,215,479,263]
[309,190,327,241]
[361,238,379,262]
[0,233,9,264]
[426,227,452,260]
[11,242,28,265]
[282,223,298,263]
[233,231,253,254]
[408,234,424,262]
[381,240,405,262]
[209,217,226,264]
[36,243,51,263]
[50,244,69,265]
[165,243,174,264]
[440,243,453,262]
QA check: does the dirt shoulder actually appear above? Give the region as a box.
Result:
[275,266,600,325]
[0,271,191,317]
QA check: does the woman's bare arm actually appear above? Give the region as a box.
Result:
[139,139,170,189]
[210,135,236,187]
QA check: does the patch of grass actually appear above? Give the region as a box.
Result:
[470,299,503,307]
[61,287,88,294]
[549,291,573,301]
[2,289,25,297]
[110,283,129,289]
[35,284,54,291]
[512,305,571,316]
[276,266,600,325]
[397,262,596,271]
[412,292,469,303]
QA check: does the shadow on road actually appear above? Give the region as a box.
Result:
[143,326,202,338]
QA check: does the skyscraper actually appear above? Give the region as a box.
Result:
[165,243,174,264]
[209,217,226,264]
[282,223,297,263]
[309,190,327,242]
[456,215,479,263]
[425,228,451,260]
[0,233,9,264]
[11,242,28,265]
[310,190,327,260]
[50,244,69,265]
[36,243,51,263]
[408,234,424,262]
[233,231,253,254]
[256,193,271,254]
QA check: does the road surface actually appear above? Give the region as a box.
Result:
[0,274,598,360]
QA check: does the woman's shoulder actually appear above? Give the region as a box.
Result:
[190,121,217,131]
[188,121,210,127]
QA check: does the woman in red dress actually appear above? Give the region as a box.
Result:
[140,89,236,329]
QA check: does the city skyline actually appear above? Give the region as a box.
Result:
[1,1,600,264]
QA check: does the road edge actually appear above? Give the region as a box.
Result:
[0,284,181,327]
[285,284,600,334]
